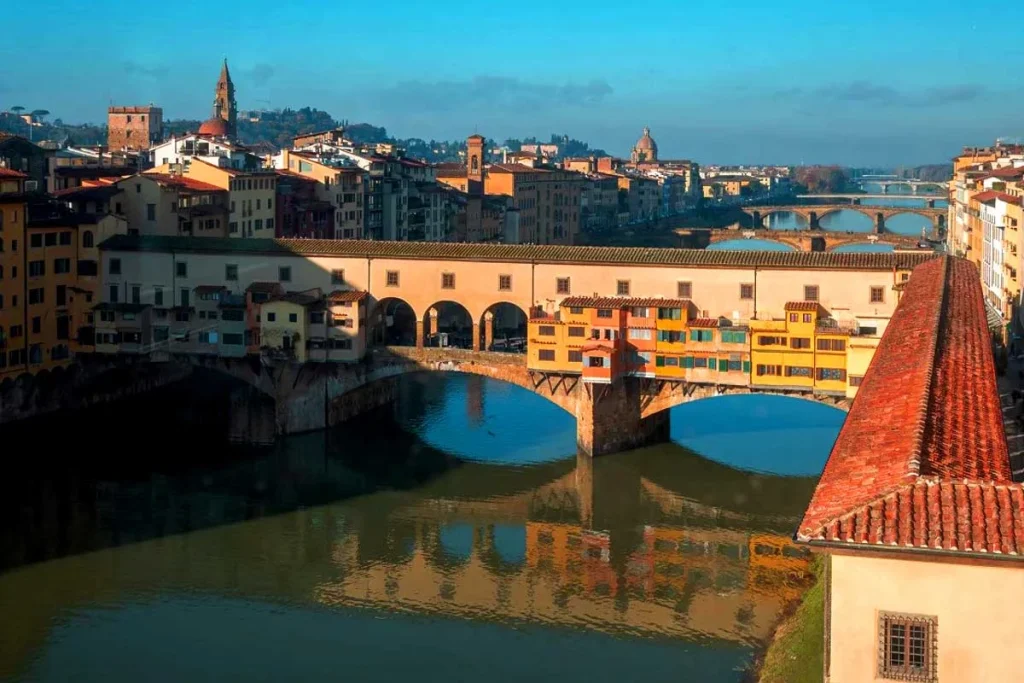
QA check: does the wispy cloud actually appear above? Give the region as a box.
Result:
[373,76,614,113]
[778,80,986,107]
[245,63,275,87]
[123,61,168,79]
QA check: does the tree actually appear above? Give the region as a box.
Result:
[31,109,49,123]
[10,105,24,115]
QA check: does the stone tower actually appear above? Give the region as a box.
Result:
[213,59,237,138]
[466,134,485,185]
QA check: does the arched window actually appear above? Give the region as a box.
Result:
[82,231,94,248]
[471,155,479,172]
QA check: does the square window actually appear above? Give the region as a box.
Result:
[499,274,512,291]
[267,312,276,322]
[678,281,692,299]
[538,349,555,361]
[616,280,630,296]
[870,286,885,304]
[740,283,754,300]
[556,277,570,295]
[878,612,937,682]
[176,261,187,278]
[386,270,399,287]
[279,266,291,282]
[225,264,238,281]
[331,269,345,285]
[804,285,819,302]
[109,258,122,275]
[288,313,298,323]
[442,272,455,289]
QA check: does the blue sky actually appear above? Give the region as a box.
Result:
[3,1,1023,165]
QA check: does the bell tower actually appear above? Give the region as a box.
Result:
[467,135,486,181]
[214,59,237,138]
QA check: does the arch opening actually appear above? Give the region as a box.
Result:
[817,209,874,232]
[424,301,474,349]
[883,211,933,236]
[373,297,418,347]
[481,302,528,353]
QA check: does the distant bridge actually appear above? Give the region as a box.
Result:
[852,178,946,194]
[742,204,945,232]
[796,194,946,208]
[676,228,927,253]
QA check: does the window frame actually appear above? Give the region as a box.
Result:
[804,285,820,302]
[678,281,692,299]
[870,286,885,304]
[877,612,937,682]
[498,274,512,291]
[556,277,570,295]
[616,279,630,296]
[441,272,455,289]
[386,270,399,287]
[740,283,754,300]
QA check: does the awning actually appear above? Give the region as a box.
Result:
[985,300,1004,331]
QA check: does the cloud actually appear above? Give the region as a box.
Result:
[245,63,275,87]
[807,81,985,107]
[373,76,614,113]
[123,61,168,79]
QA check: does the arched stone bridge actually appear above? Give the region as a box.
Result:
[742,205,945,232]
[189,347,850,457]
[677,228,927,252]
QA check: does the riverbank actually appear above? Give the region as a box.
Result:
[748,555,825,683]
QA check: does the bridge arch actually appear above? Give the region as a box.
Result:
[372,296,419,347]
[424,300,475,349]
[480,301,529,352]
[638,383,850,420]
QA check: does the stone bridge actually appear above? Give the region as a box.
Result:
[191,347,850,457]
[676,228,927,252]
[742,204,945,232]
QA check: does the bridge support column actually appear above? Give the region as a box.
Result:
[875,214,885,234]
[416,320,425,348]
[575,378,669,457]
[484,312,494,351]
[472,322,481,351]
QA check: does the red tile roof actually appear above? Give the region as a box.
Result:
[784,301,820,311]
[0,168,27,179]
[797,257,1017,558]
[689,318,720,328]
[973,190,1020,205]
[560,296,690,309]
[145,173,225,193]
[982,166,1024,179]
[328,290,368,303]
[488,163,552,174]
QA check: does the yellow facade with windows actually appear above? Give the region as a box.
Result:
[749,303,848,394]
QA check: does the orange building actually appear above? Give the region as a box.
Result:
[0,170,28,379]
[527,296,754,385]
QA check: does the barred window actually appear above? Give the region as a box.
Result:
[878,612,937,682]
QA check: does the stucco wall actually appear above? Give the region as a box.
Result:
[829,552,1024,682]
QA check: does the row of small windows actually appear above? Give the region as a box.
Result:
[757,336,847,352]
[535,349,751,372]
[228,177,276,192]
[755,365,848,381]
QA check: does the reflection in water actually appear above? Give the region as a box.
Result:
[831,243,894,253]
[0,374,838,682]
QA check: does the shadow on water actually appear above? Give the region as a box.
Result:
[0,373,837,683]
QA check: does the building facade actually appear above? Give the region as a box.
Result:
[107,106,164,152]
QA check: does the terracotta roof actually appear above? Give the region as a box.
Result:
[328,290,368,303]
[246,281,281,294]
[0,168,27,179]
[143,173,226,193]
[560,296,690,309]
[581,344,613,354]
[973,190,1022,206]
[982,166,1024,179]
[488,163,552,174]
[689,318,720,328]
[271,292,322,307]
[784,301,820,311]
[98,235,940,272]
[797,257,1017,559]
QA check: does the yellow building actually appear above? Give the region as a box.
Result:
[0,170,28,380]
[260,289,369,363]
[749,302,849,395]
[185,159,277,238]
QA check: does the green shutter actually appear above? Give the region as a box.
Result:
[683,356,694,369]
[743,360,751,373]
[689,330,698,342]
[709,358,717,371]
[656,356,665,367]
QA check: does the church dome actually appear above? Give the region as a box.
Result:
[635,126,657,154]
[198,117,228,137]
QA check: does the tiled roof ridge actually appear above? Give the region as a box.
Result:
[810,478,1024,555]
[909,255,951,479]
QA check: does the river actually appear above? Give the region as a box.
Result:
[0,374,845,682]
[710,187,947,252]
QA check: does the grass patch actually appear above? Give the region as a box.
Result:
[757,555,825,683]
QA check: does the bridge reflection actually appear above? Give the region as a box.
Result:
[0,432,816,679]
